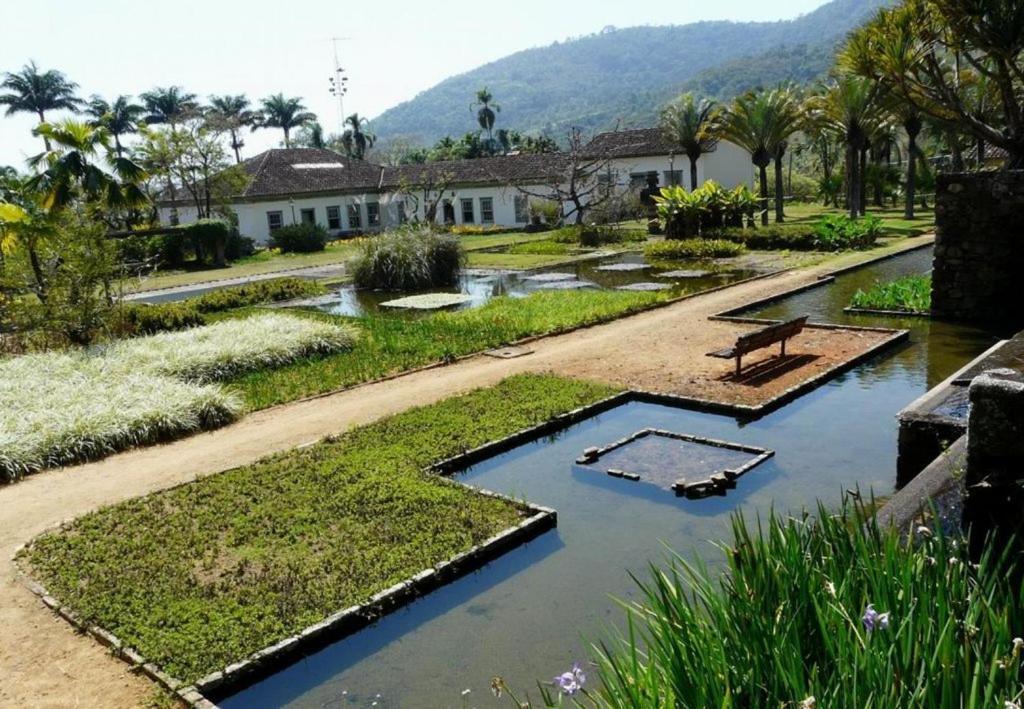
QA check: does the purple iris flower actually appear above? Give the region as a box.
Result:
[554,662,586,695]
[862,604,891,632]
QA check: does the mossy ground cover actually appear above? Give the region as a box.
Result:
[223,289,666,410]
[22,374,618,685]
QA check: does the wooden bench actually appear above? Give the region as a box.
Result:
[707,316,809,377]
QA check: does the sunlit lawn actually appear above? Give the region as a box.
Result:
[785,203,936,237]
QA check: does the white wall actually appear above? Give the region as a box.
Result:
[156,205,201,227]
[233,192,389,245]
[702,141,754,190]
[603,140,753,192]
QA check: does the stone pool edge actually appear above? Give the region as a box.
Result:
[12,487,558,709]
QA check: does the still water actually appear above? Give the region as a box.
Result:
[218,247,996,708]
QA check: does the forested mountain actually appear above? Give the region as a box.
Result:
[370,0,889,144]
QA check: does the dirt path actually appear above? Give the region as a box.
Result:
[0,239,931,708]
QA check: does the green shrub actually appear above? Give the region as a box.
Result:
[644,238,745,260]
[583,502,1023,707]
[709,224,819,251]
[814,215,882,251]
[225,232,255,260]
[190,277,325,313]
[768,172,820,203]
[112,279,326,337]
[113,302,205,336]
[550,225,646,247]
[268,223,329,253]
[850,274,932,312]
[655,183,758,237]
[351,229,466,290]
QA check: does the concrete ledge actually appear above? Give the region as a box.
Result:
[876,436,966,533]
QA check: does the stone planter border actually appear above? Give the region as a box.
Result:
[573,427,775,497]
[16,485,556,708]
[843,307,931,318]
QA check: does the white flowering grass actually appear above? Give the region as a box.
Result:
[103,313,356,383]
[0,314,356,480]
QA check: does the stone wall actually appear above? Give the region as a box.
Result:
[932,171,1024,326]
[963,369,1024,554]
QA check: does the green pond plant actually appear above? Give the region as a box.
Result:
[850,274,931,313]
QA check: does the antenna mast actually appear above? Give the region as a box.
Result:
[329,37,352,136]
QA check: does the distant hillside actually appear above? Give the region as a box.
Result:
[370,0,888,144]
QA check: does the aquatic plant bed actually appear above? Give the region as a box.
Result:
[576,429,773,497]
[17,375,617,702]
[379,293,473,310]
[848,274,931,315]
[0,314,355,481]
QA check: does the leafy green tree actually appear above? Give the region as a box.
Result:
[140,86,199,128]
[659,93,721,190]
[767,85,805,222]
[341,113,376,159]
[258,94,316,148]
[207,94,259,163]
[845,0,1024,168]
[473,88,500,154]
[0,62,82,150]
[85,95,145,157]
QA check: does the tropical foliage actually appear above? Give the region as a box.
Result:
[659,93,720,189]
[850,273,932,312]
[654,182,759,237]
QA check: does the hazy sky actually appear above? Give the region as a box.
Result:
[1,0,828,166]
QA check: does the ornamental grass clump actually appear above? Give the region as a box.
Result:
[351,229,466,291]
[588,502,1024,707]
[0,314,356,480]
[0,352,239,481]
[103,313,357,383]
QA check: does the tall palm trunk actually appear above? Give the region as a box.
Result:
[905,124,920,220]
[688,155,699,191]
[859,146,869,216]
[37,110,51,151]
[758,164,769,226]
[847,144,859,219]
[230,130,242,163]
[773,151,785,223]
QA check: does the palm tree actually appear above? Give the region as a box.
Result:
[28,120,146,213]
[84,95,145,157]
[207,94,258,163]
[721,89,796,226]
[140,86,198,128]
[0,62,82,150]
[259,94,316,148]
[473,88,500,154]
[807,76,885,218]
[766,85,804,223]
[342,113,376,159]
[659,93,721,190]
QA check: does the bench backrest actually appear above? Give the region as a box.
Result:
[734,316,808,354]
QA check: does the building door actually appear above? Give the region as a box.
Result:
[443,201,456,225]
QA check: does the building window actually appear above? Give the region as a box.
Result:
[367,202,380,227]
[300,208,316,225]
[460,198,475,224]
[664,170,684,186]
[267,211,283,231]
[479,197,494,224]
[395,201,407,225]
[326,205,342,230]
[513,195,530,223]
[347,204,362,230]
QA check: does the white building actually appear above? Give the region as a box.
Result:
[158,129,753,245]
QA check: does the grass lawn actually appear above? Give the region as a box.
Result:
[785,203,935,237]
[126,231,554,293]
[21,374,618,685]
[222,289,666,410]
